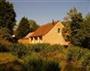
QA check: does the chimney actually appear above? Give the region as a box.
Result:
[52,19,55,25]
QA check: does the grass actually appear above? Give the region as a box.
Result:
[0,43,90,71]
[0,52,17,64]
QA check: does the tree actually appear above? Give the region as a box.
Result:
[0,27,12,52]
[15,17,30,39]
[62,19,71,41]
[66,8,83,45]
[0,27,12,40]
[79,14,90,48]
[64,8,90,48]
[29,20,39,32]
[15,17,39,39]
[0,0,16,34]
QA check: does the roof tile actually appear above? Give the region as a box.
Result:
[30,21,59,37]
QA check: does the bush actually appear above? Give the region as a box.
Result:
[66,46,83,62]
[79,50,90,71]
[10,43,30,58]
[65,45,90,71]
[8,43,90,71]
[43,60,60,71]
[0,39,12,52]
[28,43,50,52]
[24,58,42,71]
[0,61,26,71]
[27,44,64,53]
[24,58,60,71]
[0,44,9,52]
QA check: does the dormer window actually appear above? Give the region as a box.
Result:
[35,37,37,40]
[31,37,33,41]
[39,36,42,40]
[58,28,60,33]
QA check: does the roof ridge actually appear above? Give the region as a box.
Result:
[27,20,60,37]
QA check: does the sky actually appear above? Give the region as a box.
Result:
[9,0,90,24]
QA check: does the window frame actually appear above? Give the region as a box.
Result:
[58,28,60,33]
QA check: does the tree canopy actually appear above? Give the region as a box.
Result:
[63,8,90,48]
[80,14,90,48]
[15,17,39,39]
[67,8,83,45]
[15,17,30,39]
[29,19,39,32]
[0,0,16,34]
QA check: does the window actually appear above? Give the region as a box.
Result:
[58,28,60,33]
[39,36,42,40]
[35,37,38,40]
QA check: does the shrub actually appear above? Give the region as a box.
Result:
[24,58,42,71]
[24,58,60,71]
[79,50,90,71]
[28,43,50,52]
[65,45,90,71]
[0,61,26,71]
[10,43,30,58]
[66,46,86,62]
[43,60,60,71]
[0,44,9,52]
[27,44,64,54]
[0,39,12,52]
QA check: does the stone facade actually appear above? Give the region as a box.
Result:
[18,21,69,45]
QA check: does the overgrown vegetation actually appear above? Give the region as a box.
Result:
[0,0,16,34]
[0,43,89,71]
[0,0,90,71]
[15,17,39,40]
[63,8,90,48]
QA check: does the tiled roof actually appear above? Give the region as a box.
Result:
[29,21,59,37]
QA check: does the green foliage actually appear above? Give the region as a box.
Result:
[9,43,61,71]
[80,50,90,70]
[67,8,83,45]
[64,45,90,71]
[24,58,60,71]
[0,43,90,71]
[82,14,90,37]
[0,58,60,71]
[63,63,80,71]
[43,60,60,71]
[0,61,26,71]
[0,28,12,52]
[79,14,90,48]
[66,46,84,62]
[0,0,16,34]
[0,39,12,52]
[29,20,39,32]
[15,17,39,39]
[24,58,43,71]
[20,44,65,64]
[15,17,30,39]
[0,43,9,52]
[28,44,50,52]
[64,8,90,48]
[0,27,12,41]
[0,64,6,71]
[62,21,71,41]
[10,43,30,58]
